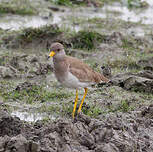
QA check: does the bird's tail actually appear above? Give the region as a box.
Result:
[100,73,110,83]
[94,71,110,83]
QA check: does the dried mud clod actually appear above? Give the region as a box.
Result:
[141,104,153,118]
[0,110,22,137]
[111,70,153,93]
[0,110,153,152]
[0,53,53,79]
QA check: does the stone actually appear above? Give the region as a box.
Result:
[0,66,14,78]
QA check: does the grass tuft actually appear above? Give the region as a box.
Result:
[18,25,61,43]
[71,30,106,50]
[52,0,73,6]
[0,0,36,15]
[108,99,134,113]
[83,105,103,118]
[127,0,148,9]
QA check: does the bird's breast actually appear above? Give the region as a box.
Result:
[53,61,69,83]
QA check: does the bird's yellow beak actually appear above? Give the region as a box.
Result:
[49,51,56,57]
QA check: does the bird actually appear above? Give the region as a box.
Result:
[48,42,109,118]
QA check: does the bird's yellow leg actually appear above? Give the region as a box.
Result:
[78,88,88,113]
[72,89,78,119]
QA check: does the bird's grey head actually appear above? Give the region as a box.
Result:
[48,42,65,58]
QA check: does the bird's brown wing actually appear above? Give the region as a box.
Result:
[65,56,109,83]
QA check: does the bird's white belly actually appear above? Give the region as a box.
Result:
[60,72,93,89]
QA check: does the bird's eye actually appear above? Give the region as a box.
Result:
[57,49,60,51]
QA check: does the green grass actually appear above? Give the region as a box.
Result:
[107,57,140,70]
[83,105,103,118]
[50,0,122,7]
[62,101,73,116]
[120,36,142,50]
[62,100,104,118]
[127,0,148,8]
[0,5,35,15]
[0,52,10,66]
[51,0,73,6]
[71,30,106,50]
[0,25,63,49]
[49,0,98,7]
[18,25,62,43]
[0,56,8,66]
[1,84,72,104]
[0,80,14,92]
[0,0,36,15]
[108,100,135,113]
[62,99,134,118]
[119,100,134,112]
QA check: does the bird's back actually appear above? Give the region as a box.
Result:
[65,56,109,84]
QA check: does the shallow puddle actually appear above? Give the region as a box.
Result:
[0,1,153,32]
[0,15,52,30]
[102,2,153,24]
[3,100,57,122]
[11,110,56,122]
[53,1,153,34]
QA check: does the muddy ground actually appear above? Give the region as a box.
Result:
[0,0,153,151]
[0,108,153,152]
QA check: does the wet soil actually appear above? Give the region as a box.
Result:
[0,109,153,152]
